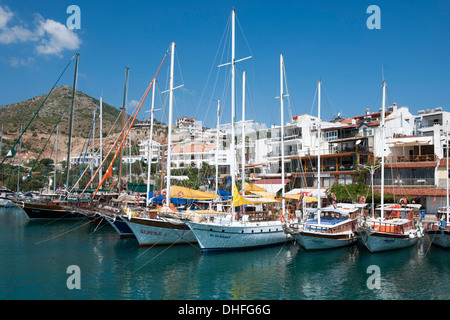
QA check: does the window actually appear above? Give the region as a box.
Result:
[325,130,338,141]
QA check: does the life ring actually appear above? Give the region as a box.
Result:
[333,200,337,209]
[399,197,407,205]
[280,215,285,223]
[331,192,337,201]
[161,190,167,198]
[359,196,366,204]
[154,191,160,198]
[134,192,139,205]
[67,186,73,192]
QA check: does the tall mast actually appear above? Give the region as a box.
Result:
[231,9,236,217]
[53,124,59,193]
[215,100,220,194]
[0,124,3,162]
[241,71,246,193]
[380,80,386,220]
[280,54,286,217]
[119,67,129,195]
[317,79,321,225]
[165,42,176,206]
[446,121,449,222]
[17,124,23,194]
[99,96,103,184]
[146,83,156,207]
[217,9,252,216]
[65,53,79,191]
[91,107,96,189]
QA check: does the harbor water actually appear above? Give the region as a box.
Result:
[1,205,448,300]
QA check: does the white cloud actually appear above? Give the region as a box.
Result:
[0,5,13,29]
[9,56,35,67]
[35,18,81,56]
[0,5,81,57]
[128,99,140,109]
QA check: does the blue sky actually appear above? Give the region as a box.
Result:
[1,0,449,129]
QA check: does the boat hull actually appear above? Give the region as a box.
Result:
[122,216,196,246]
[103,214,135,238]
[427,229,450,248]
[356,229,419,253]
[295,231,357,250]
[184,221,290,252]
[13,201,86,219]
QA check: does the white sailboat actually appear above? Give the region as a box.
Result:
[119,42,198,246]
[183,13,291,252]
[283,79,363,250]
[356,80,423,253]
[426,120,450,248]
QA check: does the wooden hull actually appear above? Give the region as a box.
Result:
[427,228,450,248]
[13,201,86,219]
[122,216,196,246]
[103,214,135,238]
[295,231,357,250]
[184,220,290,252]
[356,228,420,253]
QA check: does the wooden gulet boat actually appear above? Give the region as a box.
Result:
[355,80,423,253]
[425,121,450,248]
[285,204,364,250]
[183,14,291,252]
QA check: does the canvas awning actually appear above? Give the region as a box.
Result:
[170,185,219,200]
[232,184,279,207]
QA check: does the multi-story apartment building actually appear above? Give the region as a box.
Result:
[138,140,163,164]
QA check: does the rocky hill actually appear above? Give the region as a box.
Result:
[0,85,166,164]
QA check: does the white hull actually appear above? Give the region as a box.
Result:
[123,216,196,246]
[357,229,420,253]
[428,229,450,248]
[295,231,357,250]
[184,220,290,252]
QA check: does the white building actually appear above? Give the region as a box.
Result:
[139,140,163,163]
[69,152,101,168]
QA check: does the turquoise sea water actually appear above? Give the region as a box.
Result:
[0,205,448,300]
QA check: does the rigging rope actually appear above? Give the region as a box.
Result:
[82,50,169,197]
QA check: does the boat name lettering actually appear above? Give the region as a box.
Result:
[140,230,164,236]
[210,234,231,239]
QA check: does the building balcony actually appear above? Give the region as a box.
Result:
[373,177,434,186]
[369,154,437,164]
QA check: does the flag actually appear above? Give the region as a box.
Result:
[5,147,15,159]
[104,164,113,178]
[433,197,437,205]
